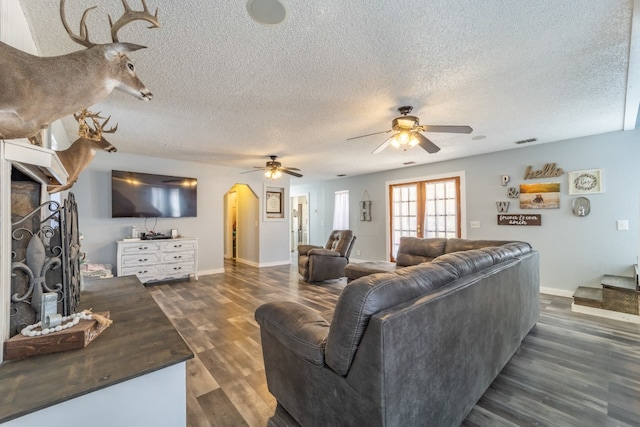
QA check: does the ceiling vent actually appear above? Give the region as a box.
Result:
[514,138,537,145]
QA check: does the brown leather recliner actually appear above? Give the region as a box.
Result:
[298,230,356,282]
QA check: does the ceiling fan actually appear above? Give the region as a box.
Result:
[347,106,473,154]
[246,155,303,179]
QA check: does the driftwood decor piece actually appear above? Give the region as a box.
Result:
[4,311,111,360]
[48,110,118,194]
[0,0,159,145]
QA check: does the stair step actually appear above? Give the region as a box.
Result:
[573,286,603,308]
[601,274,637,291]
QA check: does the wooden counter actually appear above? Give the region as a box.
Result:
[0,276,193,425]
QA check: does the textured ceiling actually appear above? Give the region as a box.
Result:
[17,0,639,182]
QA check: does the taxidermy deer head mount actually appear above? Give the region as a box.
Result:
[0,0,159,145]
[48,109,118,194]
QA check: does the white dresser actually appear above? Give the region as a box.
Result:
[116,238,198,284]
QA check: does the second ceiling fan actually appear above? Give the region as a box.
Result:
[347,106,473,154]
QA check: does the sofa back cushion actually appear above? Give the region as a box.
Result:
[431,249,496,277]
[325,262,459,376]
[395,237,448,267]
[443,238,521,254]
[324,230,355,257]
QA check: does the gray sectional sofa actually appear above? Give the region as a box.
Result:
[255,239,539,427]
[345,236,520,281]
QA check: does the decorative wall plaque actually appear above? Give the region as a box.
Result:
[497,214,542,226]
[523,163,564,179]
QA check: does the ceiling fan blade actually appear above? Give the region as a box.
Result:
[371,135,393,154]
[240,169,260,174]
[420,125,473,134]
[283,166,301,171]
[416,133,441,153]
[281,168,303,178]
[347,129,393,141]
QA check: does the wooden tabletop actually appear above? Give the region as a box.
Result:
[0,276,193,423]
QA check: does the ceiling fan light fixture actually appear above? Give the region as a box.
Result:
[265,168,282,179]
[408,132,420,147]
[392,115,419,130]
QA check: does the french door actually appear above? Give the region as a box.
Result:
[389,177,461,260]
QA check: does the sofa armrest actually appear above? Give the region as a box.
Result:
[255,301,329,366]
[298,244,322,255]
[308,248,340,257]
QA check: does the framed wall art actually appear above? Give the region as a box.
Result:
[264,185,285,221]
[568,169,603,194]
[519,182,560,209]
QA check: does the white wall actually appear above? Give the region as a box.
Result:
[293,129,640,294]
[71,151,292,275]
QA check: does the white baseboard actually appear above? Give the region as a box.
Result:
[197,268,224,277]
[540,287,575,298]
[258,260,293,267]
[234,258,292,268]
[571,303,640,324]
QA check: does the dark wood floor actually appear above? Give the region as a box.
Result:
[147,260,640,427]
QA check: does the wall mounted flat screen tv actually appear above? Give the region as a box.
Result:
[111,170,197,218]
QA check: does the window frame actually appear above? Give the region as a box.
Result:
[385,172,467,261]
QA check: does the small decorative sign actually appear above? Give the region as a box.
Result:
[497,214,542,226]
[523,163,564,180]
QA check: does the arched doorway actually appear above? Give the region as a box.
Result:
[224,184,259,265]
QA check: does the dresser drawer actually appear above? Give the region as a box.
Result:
[161,240,196,252]
[162,261,195,277]
[120,242,162,254]
[121,253,162,267]
[161,250,195,263]
[121,264,161,281]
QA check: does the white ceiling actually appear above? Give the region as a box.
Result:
[17,0,640,182]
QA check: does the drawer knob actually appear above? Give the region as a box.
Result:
[139,258,148,262]
[139,247,148,250]
[174,255,182,259]
[174,266,182,270]
[138,270,147,274]
[174,244,182,248]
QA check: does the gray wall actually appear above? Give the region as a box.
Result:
[71,151,291,274]
[293,129,640,294]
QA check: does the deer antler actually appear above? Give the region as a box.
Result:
[74,109,118,141]
[60,0,98,48]
[109,0,160,43]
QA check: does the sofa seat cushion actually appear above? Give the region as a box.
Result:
[344,260,398,281]
[325,262,459,376]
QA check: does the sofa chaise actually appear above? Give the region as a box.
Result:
[255,239,539,426]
